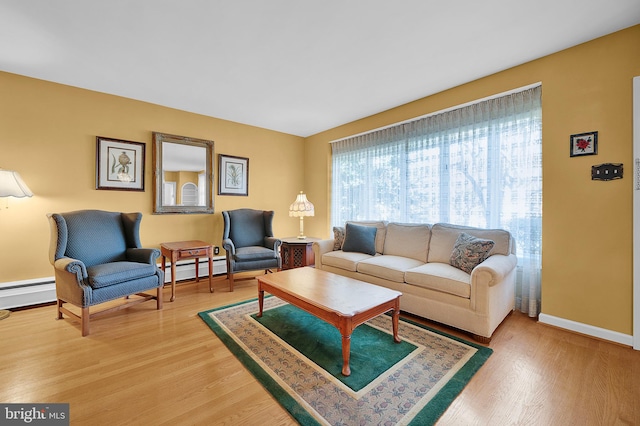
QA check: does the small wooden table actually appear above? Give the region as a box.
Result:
[160,240,214,302]
[280,237,320,270]
[257,268,401,376]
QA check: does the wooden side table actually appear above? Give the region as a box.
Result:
[280,237,319,270]
[160,240,214,301]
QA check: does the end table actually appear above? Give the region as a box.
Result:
[160,240,214,301]
[280,237,320,270]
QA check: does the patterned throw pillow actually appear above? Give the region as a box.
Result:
[450,232,495,274]
[333,226,345,251]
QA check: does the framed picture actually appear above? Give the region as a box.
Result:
[96,136,145,191]
[570,131,598,157]
[218,154,249,196]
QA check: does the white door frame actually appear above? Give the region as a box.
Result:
[633,76,640,350]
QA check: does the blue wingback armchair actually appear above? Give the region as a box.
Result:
[222,209,282,291]
[48,210,164,336]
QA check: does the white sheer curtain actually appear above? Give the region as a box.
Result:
[331,86,542,316]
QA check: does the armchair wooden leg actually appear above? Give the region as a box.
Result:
[81,307,90,337]
[226,256,234,292]
[57,299,64,320]
[157,286,163,310]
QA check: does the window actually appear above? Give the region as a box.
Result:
[331,85,541,315]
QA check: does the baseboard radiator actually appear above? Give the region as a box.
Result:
[0,257,227,310]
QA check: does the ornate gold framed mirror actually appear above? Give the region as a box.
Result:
[152,132,214,214]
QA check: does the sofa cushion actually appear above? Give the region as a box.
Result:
[383,222,431,262]
[428,223,511,263]
[450,232,495,274]
[322,250,374,272]
[87,261,158,289]
[342,223,377,255]
[333,226,345,250]
[357,255,424,283]
[405,263,471,298]
[347,220,388,254]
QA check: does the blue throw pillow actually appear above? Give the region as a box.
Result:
[342,223,377,255]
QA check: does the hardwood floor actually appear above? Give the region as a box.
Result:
[1,275,639,425]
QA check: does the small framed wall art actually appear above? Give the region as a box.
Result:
[218,154,249,196]
[96,136,145,191]
[569,131,598,157]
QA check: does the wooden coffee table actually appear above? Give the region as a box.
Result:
[257,267,402,376]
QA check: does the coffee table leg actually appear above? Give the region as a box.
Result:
[341,334,351,376]
[392,310,401,343]
[257,283,264,318]
[392,298,401,343]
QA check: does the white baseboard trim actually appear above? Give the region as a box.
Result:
[0,256,227,310]
[0,277,57,310]
[539,313,634,347]
[164,256,227,283]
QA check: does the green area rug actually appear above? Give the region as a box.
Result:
[199,297,492,425]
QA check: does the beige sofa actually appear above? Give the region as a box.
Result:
[312,221,517,341]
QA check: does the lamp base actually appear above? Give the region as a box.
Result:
[297,217,306,240]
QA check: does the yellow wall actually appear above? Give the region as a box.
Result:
[0,71,304,282]
[305,25,640,335]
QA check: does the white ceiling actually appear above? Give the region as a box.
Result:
[1,1,639,137]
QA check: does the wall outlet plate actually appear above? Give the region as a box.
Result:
[592,163,623,181]
[214,246,220,255]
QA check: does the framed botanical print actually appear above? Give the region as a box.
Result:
[218,154,248,196]
[96,136,145,191]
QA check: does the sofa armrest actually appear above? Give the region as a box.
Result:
[472,253,517,285]
[312,239,335,268]
[468,252,517,318]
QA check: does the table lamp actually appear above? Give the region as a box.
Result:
[289,191,314,239]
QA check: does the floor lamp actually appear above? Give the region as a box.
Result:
[0,168,33,320]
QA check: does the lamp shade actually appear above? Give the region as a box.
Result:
[289,191,314,217]
[0,169,33,198]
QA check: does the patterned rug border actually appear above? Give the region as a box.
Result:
[198,297,493,425]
